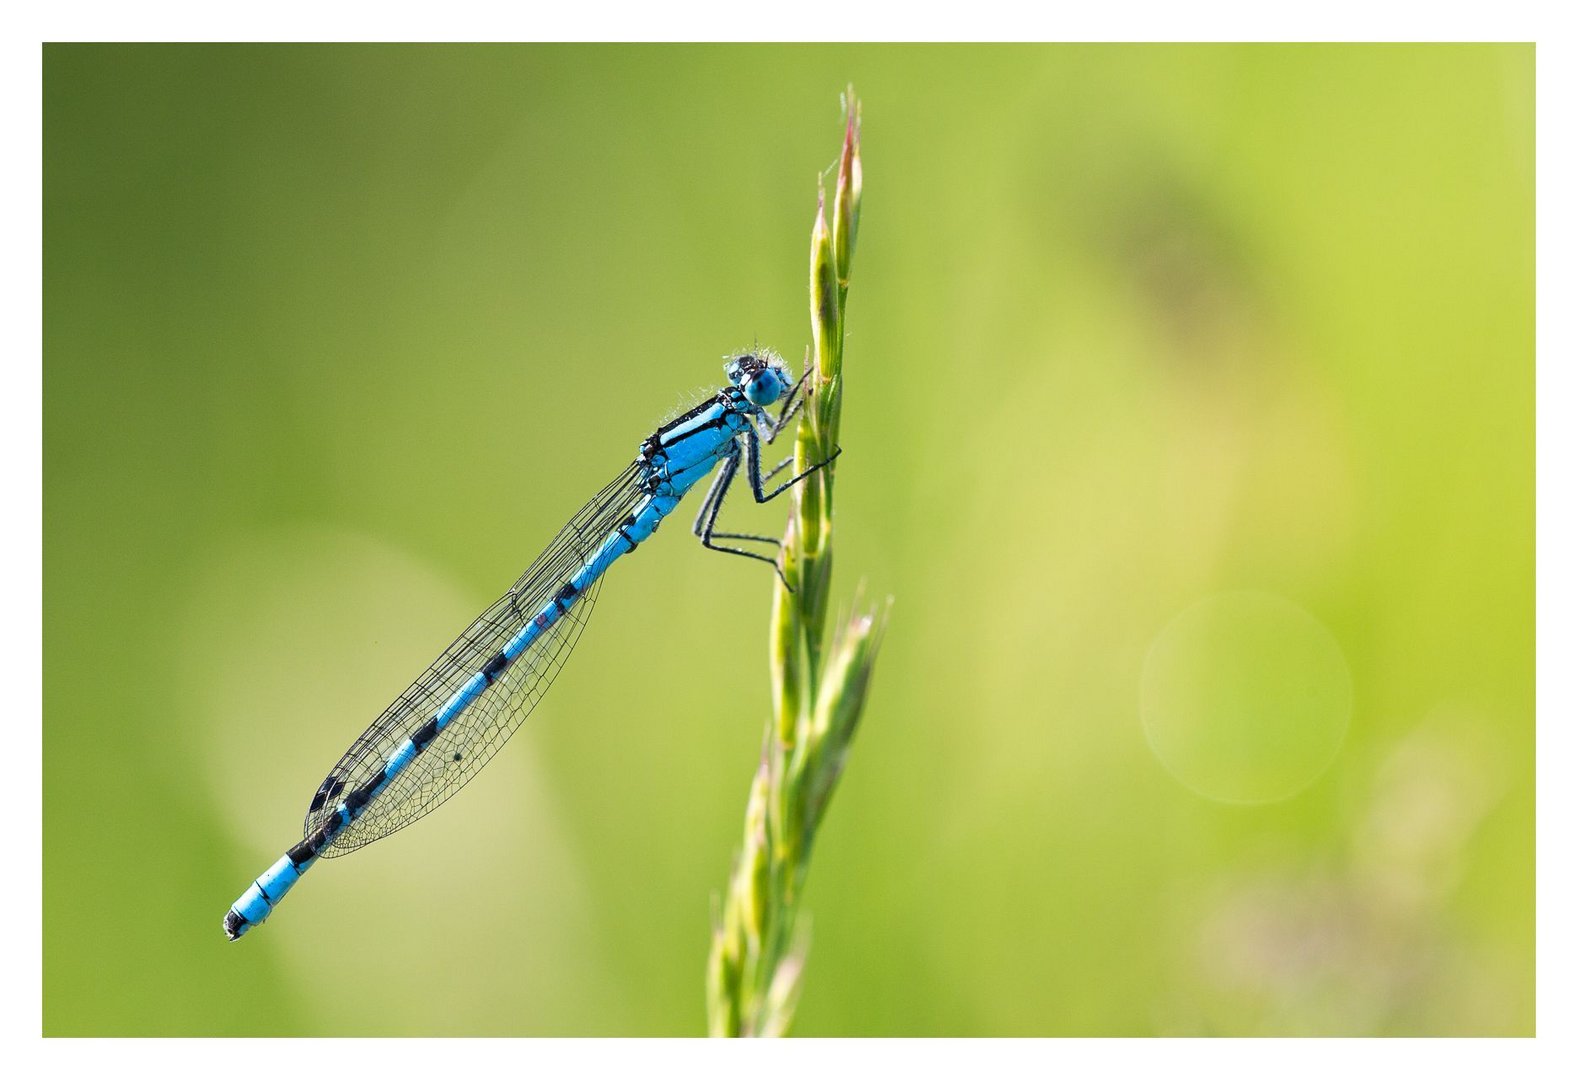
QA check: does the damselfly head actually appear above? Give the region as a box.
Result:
[725,350,792,407]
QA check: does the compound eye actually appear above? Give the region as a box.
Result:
[745,372,780,406]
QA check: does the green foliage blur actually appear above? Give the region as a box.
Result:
[43,44,1532,1036]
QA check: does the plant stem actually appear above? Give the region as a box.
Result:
[707,85,887,1039]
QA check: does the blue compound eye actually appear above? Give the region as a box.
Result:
[744,369,785,407]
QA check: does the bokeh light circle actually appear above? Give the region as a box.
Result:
[1141,591,1352,804]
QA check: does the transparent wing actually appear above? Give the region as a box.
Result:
[303,463,646,856]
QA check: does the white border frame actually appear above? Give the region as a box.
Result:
[12,7,1567,1073]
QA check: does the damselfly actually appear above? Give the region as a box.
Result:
[224,351,835,940]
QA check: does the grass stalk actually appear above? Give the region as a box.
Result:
[707,86,888,1039]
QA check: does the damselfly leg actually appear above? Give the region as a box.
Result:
[692,424,841,589]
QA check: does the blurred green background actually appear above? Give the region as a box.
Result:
[43,44,1533,1036]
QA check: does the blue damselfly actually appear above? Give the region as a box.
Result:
[224,351,834,939]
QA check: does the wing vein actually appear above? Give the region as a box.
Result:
[303,462,646,855]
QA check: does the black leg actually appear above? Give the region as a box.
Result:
[710,529,783,545]
[767,395,804,442]
[691,451,733,536]
[746,425,841,503]
[694,446,787,545]
[761,368,812,444]
[693,426,843,591]
[694,450,791,588]
[762,454,795,484]
[691,450,777,545]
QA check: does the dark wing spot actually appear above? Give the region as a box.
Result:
[308,774,342,814]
